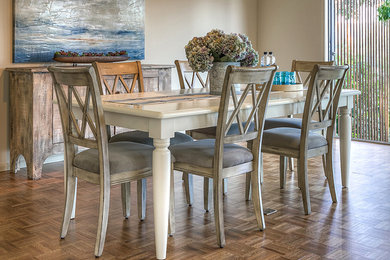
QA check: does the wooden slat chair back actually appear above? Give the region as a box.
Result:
[175,60,209,89]
[215,66,276,149]
[49,66,106,151]
[93,61,144,94]
[93,61,145,137]
[301,65,349,148]
[292,60,334,87]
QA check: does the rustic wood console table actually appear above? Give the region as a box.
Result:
[6,64,174,179]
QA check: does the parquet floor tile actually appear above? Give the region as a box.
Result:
[0,140,389,259]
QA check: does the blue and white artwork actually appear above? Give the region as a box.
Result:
[13,0,145,63]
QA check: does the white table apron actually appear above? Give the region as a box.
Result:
[73,89,359,259]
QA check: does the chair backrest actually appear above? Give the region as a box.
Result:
[291,60,334,87]
[49,65,110,179]
[214,65,277,170]
[175,60,209,89]
[300,65,349,150]
[92,61,144,94]
[49,66,108,149]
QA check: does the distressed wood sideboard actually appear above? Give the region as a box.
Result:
[7,64,174,179]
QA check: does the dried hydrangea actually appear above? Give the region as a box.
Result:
[185,29,259,72]
[185,29,258,71]
[186,46,214,72]
[240,48,259,67]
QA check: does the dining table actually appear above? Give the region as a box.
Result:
[75,87,359,259]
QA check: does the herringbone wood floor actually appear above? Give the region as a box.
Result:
[1,140,390,259]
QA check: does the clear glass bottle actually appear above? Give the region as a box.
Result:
[268,52,276,65]
[260,52,268,67]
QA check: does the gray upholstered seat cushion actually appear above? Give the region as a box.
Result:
[73,141,153,174]
[109,130,194,146]
[189,122,255,138]
[264,118,302,130]
[170,139,253,168]
[262,127,327,150]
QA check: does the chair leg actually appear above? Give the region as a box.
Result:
[168,167,175,236]
[288,157,294,171]
[325,152,338,203]
[121,183,131,219]
[251,170,265,230]
[203,177,213,212]
[137,179,147,221]
[182,172,193,206]
[60,171,77,239]
[245,141,253,201]
[298,158,311,215]
[280,156,287,189]
[246,152,264,201]
[260,152,264,184]
[245,173,251,201]
[213,176,225,248]
[94,183,110,257]
[322,154,327,177]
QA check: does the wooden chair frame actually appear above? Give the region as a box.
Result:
[93,61,144,95]
[262,65,349,215]
[175,60,209,89]
[93,61,149,220]
[292,60,335,87]
[170,65,277,247]
[48,66,152,257]
[175,60,210,206]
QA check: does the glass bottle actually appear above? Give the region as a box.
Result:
[268,52,276,65]
[260,52,268,67]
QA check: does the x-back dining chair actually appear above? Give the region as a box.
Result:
[263,60,335,160]
[175,60,222,208]
[175,59,209,90]
[93,61,193,219]
[169,65,277,247]
[261,64,349,214]
[245,60,336,200]
[48,66,154,257]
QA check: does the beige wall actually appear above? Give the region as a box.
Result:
[0,0,327,171]
[0,0,258,171]
[258,0,326,71]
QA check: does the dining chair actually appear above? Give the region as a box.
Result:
[93,61,193,218]
[48,66,154,257]
[245,60,335,200]
[169,65,277,247]
[175,59,224,208]
[175,59,209,90]
[261,64,349,215]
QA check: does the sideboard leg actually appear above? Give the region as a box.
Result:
[10,152,19,174]
[26,154,44,180]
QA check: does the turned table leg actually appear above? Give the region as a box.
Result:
[153,138,171,259]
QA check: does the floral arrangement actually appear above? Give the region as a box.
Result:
[54,50,128,57]
[185,29,259,72]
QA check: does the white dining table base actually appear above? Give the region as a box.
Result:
[152,138,171,259]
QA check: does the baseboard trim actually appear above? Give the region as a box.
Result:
[0,162,9,172]
[0,154,64,173]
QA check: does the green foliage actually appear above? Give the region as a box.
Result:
[378,0,390,21]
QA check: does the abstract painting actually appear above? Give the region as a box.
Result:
[13,0,145,63]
